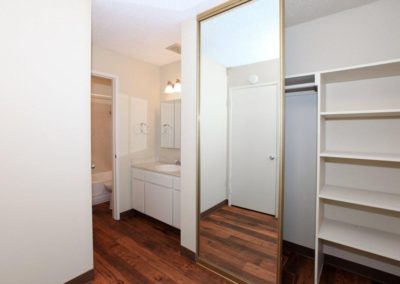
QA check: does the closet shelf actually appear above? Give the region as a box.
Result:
[318,219,400,262]
[319,185,400,212]
[320,151,400,163]
[320,109,400,118]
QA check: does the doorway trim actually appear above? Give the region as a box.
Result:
[91,70,120,220]
[227,82,280,217]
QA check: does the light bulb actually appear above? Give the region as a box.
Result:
[164,81,174,94]
[173,79,181,93]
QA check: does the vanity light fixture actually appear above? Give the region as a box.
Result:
[173,79,181,93]
[164,79,182,94]
[164,81,174,94]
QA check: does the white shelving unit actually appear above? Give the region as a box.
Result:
[315,60,400,283]
[320,185,400,212]
[319,219,400,261]
[319,151,400,163]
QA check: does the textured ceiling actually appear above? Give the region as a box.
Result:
[92,0,226,66]
[92,0,380,66]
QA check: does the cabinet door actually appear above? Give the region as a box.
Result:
[131,179,145,213]
[173,190,180,229]
[174,100,181,149]
[161,101,175,148]
[145,183,173,225]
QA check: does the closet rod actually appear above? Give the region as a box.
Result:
[285,85,318,93]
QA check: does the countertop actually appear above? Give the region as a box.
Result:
[131,161,181,177]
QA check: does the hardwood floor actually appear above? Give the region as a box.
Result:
[92,203,230,283]
[92,203,381,284]
[282,250,376,284]
[199,205,278,284]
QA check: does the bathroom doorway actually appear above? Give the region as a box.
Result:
[91,71,120,220]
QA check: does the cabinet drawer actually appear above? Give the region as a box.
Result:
[145,171,173,188]
[132,168,145,180]
[173,190,180,229]
[145,183,173,225]
[173,177,180,191]
[131,179,145,213]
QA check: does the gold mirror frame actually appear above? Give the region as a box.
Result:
[195,0,285,283]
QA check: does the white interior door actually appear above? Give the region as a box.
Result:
[229,84,278,215]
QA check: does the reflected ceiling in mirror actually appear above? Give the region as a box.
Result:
[201,0,279,67]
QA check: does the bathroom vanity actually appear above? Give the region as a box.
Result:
[131,162,181,229]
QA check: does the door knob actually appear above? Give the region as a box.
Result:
[269,155,275,160]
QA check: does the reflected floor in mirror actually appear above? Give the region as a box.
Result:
[199,204,278,284]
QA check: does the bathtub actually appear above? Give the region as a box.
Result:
[92,171,112,205]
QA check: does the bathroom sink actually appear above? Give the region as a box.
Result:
[155,164,181,172]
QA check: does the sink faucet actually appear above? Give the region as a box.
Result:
[175,160,181,166]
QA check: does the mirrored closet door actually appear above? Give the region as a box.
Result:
[197,0,284,283]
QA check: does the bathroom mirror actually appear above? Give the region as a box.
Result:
[197,0,284,283]
[160,99,181,149]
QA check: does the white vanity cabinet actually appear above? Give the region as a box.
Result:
[131,167,181,228]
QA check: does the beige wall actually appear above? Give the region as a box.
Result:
[0,0,93,283]
[91,75,113,96]
[159,60,181,162]
[92,45,161,213]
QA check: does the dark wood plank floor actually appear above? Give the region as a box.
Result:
[92,203,379,284]
[282,250,375,284]
[199,205,278,284]
[92,203,230,283]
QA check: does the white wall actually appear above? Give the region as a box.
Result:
[0,1,93,283]
[200,56,228,213]
[285,0,400,75]
[92,45,160,213]
[180,18,198,252]
[227,59,280,87]
[283,92,317,249]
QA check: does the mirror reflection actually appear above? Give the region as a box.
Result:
[198,0,282,283]
[161,99,181,149]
